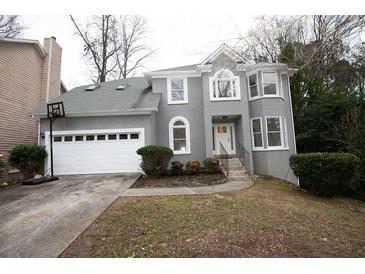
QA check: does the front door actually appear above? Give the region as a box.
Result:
[213,123,236,155]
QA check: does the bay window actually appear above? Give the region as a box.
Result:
[248,73,259,99]
[265,116,285,148]
[250,116,288,150]
[247,70,281,100]
[250,117,263,149]
[262,71,279,96]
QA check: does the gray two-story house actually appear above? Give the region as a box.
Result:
[31,44,298,184]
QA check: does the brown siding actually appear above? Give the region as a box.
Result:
[0,38,62,184]
[41,38,62,102]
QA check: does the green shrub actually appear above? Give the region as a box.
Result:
[0,156,5,170]
[8,144,47,180]
[185,160,200,175]
[171,161,184,175]
[0,160,5,175]
[202,158,221,174]
[289,152,361,197]
[136,145,173,176]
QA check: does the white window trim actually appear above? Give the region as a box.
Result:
[247,70,283,101]
[167,77,188,105]
[250,117,264,150]
[262,71,280,97]
[209,69,241,101]
[253,147,290,152]
[264,115,288,149]
[247,71,260,101]
[169,116,191,155]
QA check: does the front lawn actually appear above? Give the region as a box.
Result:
[60,178,365,258]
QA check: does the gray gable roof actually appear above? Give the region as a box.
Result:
[152,64,198,72]
[31,77,160,117]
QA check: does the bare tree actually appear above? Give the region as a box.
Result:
[70,15,119,83]
[237,16,307,63]
[237,15,365,68]
[70,15,153,83]
[0,15,24,38]
[112,16,154,79]
[301,15,365,69]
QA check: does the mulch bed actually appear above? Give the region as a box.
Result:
[132,173,226,188]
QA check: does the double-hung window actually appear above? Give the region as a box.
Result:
[167,78,188,104]
[251,116,288,150]
[248,70,281,100]
[262,71,279,96]
[248,73,259,99]
[266,116,285,148]
[209,69,241,101]
[250,118,264,149]
[169,116,191,154]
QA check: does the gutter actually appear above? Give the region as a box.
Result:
[0,38,47,57]
[30,108,158,119]
[144,70,201,79]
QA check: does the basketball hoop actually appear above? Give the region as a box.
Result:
[47,102,65,179]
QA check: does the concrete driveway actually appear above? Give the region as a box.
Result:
[0,174,138,258]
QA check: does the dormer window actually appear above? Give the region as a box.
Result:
[209,69,241,101]
[167,78,188,104]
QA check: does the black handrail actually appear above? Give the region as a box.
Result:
[219,142,229,176]
[237,142,250,172]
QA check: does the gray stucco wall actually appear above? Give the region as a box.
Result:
[39,52,298,184]
[150,54,297,184]
[201,54,253,173]
[152,77,206,162]
[248,74,297,184]
[39,114,155,146]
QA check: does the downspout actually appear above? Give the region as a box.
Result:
[37,119,40,146]
[287,75,297,154]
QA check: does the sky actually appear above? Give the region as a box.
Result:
[21,15,255,89]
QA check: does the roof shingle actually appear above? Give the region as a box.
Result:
[31,77,160,117]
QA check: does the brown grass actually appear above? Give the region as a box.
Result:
[60,178,365,258]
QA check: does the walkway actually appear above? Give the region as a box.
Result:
[120,179,254,197]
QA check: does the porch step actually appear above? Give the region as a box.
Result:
[228,158,241,163]
[224,157,250,181]
[229,163,244,168]
[229,170,248,176]
[228,175,249,181]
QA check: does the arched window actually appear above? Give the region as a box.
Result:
[209,69,241,101]
[169,116,191,154]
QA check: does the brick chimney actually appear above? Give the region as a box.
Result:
[40,37,62,102]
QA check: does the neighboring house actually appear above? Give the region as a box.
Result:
[31,44,298,184]
[0,37,64,184]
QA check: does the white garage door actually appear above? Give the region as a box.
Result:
[45,128,145,175]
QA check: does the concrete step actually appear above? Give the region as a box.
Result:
[228,171,247,176]
[228,159,241,163]
[228,165,248,172]
[228,175,249,181]
[229,165,243,169]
